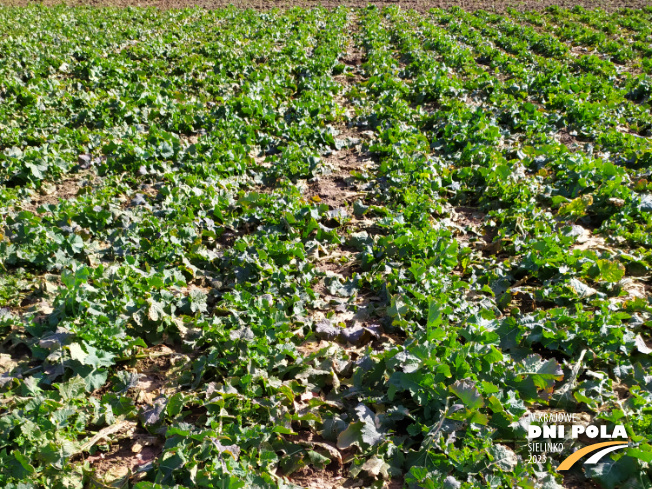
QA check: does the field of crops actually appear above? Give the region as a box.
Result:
[2,4,652,488]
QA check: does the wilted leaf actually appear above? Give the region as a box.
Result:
[139,397,168,426]
[597,259,625,283]
[569,278,597,298]
[635,335,652,355]
[68,343,87,363]
[489,444,518,471]
[360,456,390,479]
[449,380,484,410]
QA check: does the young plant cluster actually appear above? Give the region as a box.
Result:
[0,4,652,489]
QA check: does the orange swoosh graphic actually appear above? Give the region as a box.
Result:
[557,441,628,471]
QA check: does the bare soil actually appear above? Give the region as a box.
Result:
[556,129,583,152]
[309,19,371,303]
[85,431,162,487]
[4,0,651,12]
[308,174,356,208]
[307,175,366,209]
[454,206,485,228]
[290,468,347,489]
[18,169,96,214]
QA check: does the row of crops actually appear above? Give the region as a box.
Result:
[1,4,652,488]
